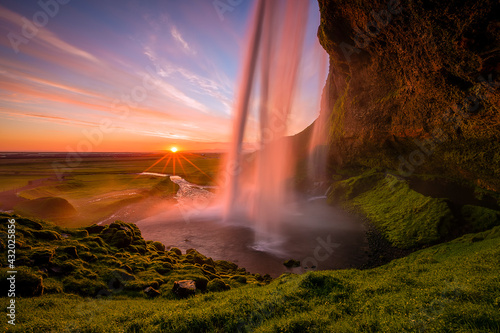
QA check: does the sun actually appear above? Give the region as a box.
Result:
[170,147,178,153]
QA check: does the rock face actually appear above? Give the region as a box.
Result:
[172,280,196,298]
[317,0,500,190]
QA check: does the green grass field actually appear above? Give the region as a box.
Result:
[0,153,221,227]
[2,214,499,332]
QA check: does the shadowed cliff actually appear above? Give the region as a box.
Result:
[318,0,500,190]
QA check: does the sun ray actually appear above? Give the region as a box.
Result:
[162,155,173,174]
[133,153,170,180]
[179,154,215,181]
[173,154,176,175]
[176,155,188,176]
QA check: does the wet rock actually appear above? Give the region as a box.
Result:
[172,280,196,298]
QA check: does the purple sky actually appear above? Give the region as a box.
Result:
[0,0,327,152]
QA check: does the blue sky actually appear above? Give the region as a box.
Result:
[0,0,327,151]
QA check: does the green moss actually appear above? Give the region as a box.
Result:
[63,277,107,296]
[461,205,500,232]
[169,247,182,256]
[0,267,44,296]
[330,173,454,248]
[32,230,62,241]
[328,169,384,203]
[43,277,63,294]
[356,178,453,248]
[7,225,500,332]
[0,213,266,302]
[329,79,349,141]
[151,241,166,252]
[207,278,230,292]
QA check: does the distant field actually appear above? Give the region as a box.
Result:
[0,175,46,191]
[0,152,222,226]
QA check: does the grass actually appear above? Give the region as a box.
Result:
[328,170,500,249]
[0,175,46,192]
[0,212,270,332]
[2,217,500,332]
[0,153,221,227]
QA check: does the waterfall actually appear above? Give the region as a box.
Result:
[222,0,310,251]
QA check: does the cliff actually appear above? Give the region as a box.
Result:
[317,0,500,191]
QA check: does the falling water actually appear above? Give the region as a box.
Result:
[223,0,310,252]
[307,64,330,182]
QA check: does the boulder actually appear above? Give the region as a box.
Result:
[151,241,166,252]
[172,280,196,298]
[169,247,182,256]
[110,230,132,248]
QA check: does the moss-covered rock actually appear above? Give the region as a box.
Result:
[0,267,44,296]
[207,278,230,292]
[169,247,182,256]
[32,230,61,241]
[331,174,454,248]
[151,241,166,252]
[0,213,268,299]
[85,224,105,234]
[63,277,107,296]
[461,205,500,231]
[31,248,55,265]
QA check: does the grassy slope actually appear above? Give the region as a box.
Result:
[3,224,499,332]
[328,170,500,249]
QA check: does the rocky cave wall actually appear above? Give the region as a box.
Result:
[317,0,500,190]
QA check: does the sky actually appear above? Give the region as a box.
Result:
[0,0,327,152]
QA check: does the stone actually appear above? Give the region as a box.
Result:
[172,279,196,298]
[144,286,161,297]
